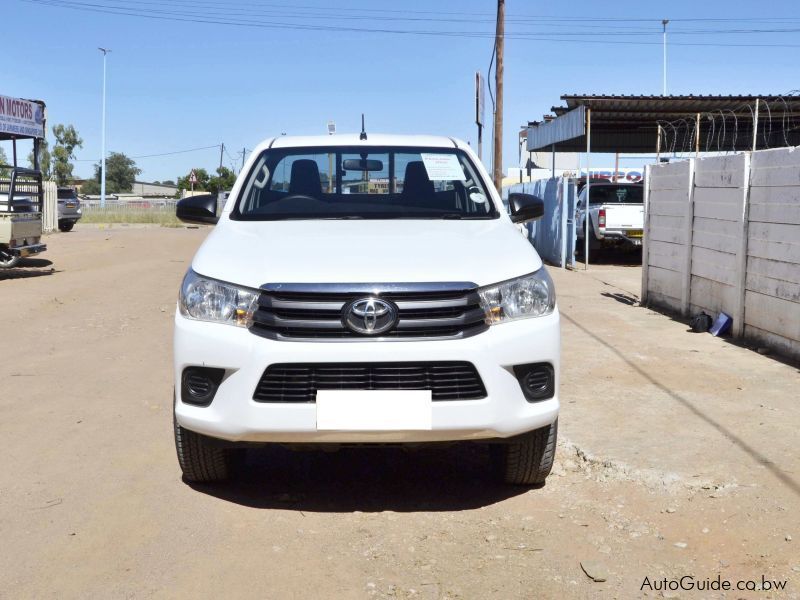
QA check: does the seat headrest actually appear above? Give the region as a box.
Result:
[289,159,322,197]
[402,161,434,199]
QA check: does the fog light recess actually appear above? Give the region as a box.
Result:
[181,367,226,406]
[513,363,555,402]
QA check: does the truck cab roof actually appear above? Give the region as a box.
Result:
[261,133,467,152]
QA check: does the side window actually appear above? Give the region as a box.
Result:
[269,154,335,194]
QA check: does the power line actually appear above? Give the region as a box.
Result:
[40,0,800,34]
[223,145,238,163]
[125,143,222,159]
[22,0,800,48]
[35,0,800,32]
[31,0,800,24]
[75,143,222,162]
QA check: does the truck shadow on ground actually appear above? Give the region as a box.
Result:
[188,443,533,512]
[0,259,56,281]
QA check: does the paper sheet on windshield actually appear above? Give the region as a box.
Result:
[420,153,466,181]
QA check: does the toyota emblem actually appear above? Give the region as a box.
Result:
[343,297,398,335]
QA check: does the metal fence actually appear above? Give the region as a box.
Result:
[79,198,179,224]
[504,177,577,269]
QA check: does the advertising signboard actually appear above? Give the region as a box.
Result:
[0,95,45,138]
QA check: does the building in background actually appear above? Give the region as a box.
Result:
[130,181,178,196]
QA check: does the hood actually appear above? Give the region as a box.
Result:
[191,218,542,290]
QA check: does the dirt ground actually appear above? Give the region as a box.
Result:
[2,225,799,599]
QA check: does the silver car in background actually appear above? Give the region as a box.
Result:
[57,187,82,232]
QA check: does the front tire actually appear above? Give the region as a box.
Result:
[174,412,232,482]
[0,249,20,269]
[494,419,558,485]
[58,221,75,232]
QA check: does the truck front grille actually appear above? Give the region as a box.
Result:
[253,362,487,402]
[250,284,488,340]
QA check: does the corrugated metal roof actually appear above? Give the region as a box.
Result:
[526,94,800,153]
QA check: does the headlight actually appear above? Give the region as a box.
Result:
[179,269,259,327]
[478,269,556,324]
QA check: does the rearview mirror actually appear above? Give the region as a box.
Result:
[342,158,384,171]
[176,194,218,225]
[508,193,545,224]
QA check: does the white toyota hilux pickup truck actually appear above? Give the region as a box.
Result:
[173,134,560,485]
[575,182,645,253]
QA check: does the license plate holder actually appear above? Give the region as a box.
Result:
[316,390,433,431]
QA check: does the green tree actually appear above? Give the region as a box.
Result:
[104,152,141,193]
[52,124,83,186]
[207,167,236,196]
[82,152,141,194]
[27,137,52,180]
[89,152,141,193]
[81,179,100,195]
[0,147,9,177]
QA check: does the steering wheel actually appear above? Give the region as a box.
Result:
[281,194,318,203]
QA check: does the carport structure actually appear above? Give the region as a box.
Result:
[524,94,800,268]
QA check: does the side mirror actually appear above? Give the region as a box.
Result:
[176,194,218,225]
[508,193,544,224]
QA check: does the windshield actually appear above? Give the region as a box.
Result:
[234,146,497,220]
[581,184,643,205]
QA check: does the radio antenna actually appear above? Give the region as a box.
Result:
[360,114,367,140]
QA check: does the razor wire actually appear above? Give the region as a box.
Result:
[656,95,800,157]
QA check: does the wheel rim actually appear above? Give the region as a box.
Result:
[0,249,18,267]
[0,249,20,268]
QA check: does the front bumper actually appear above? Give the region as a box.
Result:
[173,310,560,443]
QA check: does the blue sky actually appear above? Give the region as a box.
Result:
[3,0,799,182]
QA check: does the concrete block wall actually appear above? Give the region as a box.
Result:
[642,147,800,361]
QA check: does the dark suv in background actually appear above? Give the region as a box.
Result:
[57,187,82,232]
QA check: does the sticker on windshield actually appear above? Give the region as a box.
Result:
[420,153,466,181]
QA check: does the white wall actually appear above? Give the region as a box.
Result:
[42,180,57,233]
[130,181,179,196]
[642,147,800,360]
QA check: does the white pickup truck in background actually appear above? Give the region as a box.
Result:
[575,182,644,253]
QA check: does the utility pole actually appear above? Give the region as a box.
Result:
[98,47,111,208]
[241,147,246,172]
[475,71,484,162]
[219,143,224,174]
[662,20,669,96]
[492,0,505,192]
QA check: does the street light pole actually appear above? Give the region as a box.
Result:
[661,20,669,96]
[98,47,110,208]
